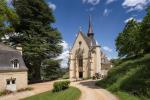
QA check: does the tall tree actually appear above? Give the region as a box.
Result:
[0,0,18,42]
[115,19,141,57]
[140,6,150,53]
[11,0,62,81]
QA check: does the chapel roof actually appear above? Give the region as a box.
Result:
[80,32,97,47]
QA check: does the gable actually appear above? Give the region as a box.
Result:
[71,32,89,58]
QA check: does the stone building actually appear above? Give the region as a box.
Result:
[69,17,112,80]
[0,43,28,92]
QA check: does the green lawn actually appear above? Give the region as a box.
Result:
[96,53,150,99]
[22,87,81,100]
[115,91,140,100]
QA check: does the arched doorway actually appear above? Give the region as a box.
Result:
[78,57,83,78]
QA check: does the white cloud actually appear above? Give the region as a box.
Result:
[103,9,111,16]
[55,41,70,68]
[60,40,68,50]
[82,0,100,5]
[124,17,134,23]
[124,17,142,23]
[48,2,56,11]
[122,0,150,12]
[106,0,117,4]
[102,46,113,52]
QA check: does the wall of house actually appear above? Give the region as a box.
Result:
[0,71,28,92]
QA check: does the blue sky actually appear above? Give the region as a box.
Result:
[45,0,150,67]
[46,0,150,67]
[7,0,150,67]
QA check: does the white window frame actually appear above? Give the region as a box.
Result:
[12,59,19,69]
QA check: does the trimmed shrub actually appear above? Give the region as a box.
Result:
[53,81,70,92]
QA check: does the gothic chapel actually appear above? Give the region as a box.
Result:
[69,17,112,80]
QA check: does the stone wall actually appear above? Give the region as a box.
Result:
[0,71,28,92]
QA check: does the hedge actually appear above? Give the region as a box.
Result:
[53,81,70,92]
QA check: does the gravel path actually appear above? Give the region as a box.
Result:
[71,80,118,100]
[0,81,55,100]
[0,80,118,100]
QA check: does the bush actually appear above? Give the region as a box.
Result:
[0,90,12,96]
[53,81,70,92]
[17,87,33,92]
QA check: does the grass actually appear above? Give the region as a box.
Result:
[22,87,81,100]
[115,91,140,100]
[96,53,150,100]
[61,72,69,79]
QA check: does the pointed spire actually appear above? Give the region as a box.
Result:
[87,15,94,38]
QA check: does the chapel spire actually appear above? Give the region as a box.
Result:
[87,15,94,38]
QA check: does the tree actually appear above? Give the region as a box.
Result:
[41,59,62,80]
[140,6,150,53]
[11,0,62,81]
[115,19,141,57]
[0,0,18,42]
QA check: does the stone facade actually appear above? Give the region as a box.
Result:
[69,17,111,80]
[0,43,28,92]
[0,71,28,92]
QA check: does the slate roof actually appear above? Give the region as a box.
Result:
[80,32,97,47]
[0,43,27,72]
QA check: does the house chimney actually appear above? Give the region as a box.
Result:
[16,44,22,55]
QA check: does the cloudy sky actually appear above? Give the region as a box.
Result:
[46,0,150,67]
[7,0,150,67]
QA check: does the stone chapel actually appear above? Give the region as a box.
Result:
[69,17,112,80]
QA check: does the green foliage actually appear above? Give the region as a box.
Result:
[22,87,81,100]
[140,6,150,53]
[9,0,62,81]
[96,53,150,99]
[17,87,33,92]
[53,81,70,92]
[0,90,13,96]
[0,0,18,41]
[116,6,150,57]
[115,19,141,57]
[41,59,62,80]
[115,91,140,100]
[61,72,69,79]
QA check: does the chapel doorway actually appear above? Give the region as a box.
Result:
[79,72,83,78]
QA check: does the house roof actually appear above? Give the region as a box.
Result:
[0,43,27,71]
[0,43,17,51]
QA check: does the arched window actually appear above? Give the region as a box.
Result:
[79,41,82,48]
[11,59,19,68]
[78,57,83,67]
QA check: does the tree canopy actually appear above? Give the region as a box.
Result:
[116,6,150,57]
[9,0,63,81]
[0,0,18,41]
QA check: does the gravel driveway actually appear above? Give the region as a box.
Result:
[0,80,118,100]
[0,81,55,100]
[71,80,118,100]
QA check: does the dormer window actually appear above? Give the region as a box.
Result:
[11,59,19,68]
